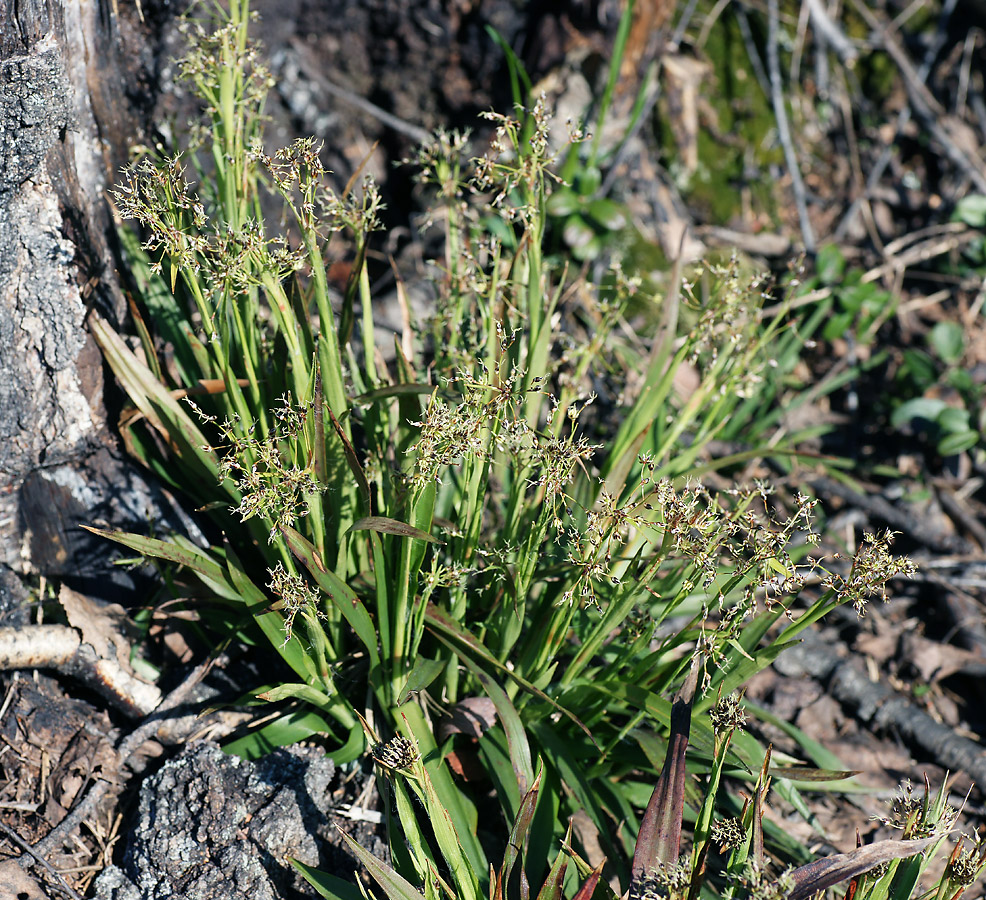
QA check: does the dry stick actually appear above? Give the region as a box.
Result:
[811,476,977,556]
[936,487,986,552]
[775,634,986,790]
[0,821,83,900]
[767,0,816,252]
[762,225,980,316]
[835,0,960,241]
[0,625,162,717]
[18,657,212,870]
[286,37,432,145]
[804,0,857,65]
[855,0,986,199]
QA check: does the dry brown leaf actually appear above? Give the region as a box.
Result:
[900,632,981,684]
[59,584,134,672]
[0,859,47,899]
[437,697,497,741]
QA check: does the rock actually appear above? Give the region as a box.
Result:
[93,741,338,900]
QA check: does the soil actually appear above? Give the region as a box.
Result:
[3,1,986,897]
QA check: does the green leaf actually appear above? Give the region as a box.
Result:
[224,539,315,681]
[546,187,581,217]
[281,525,381,668]
[899,349,938,387]
[938,428,979,455]
[770,766,859,782]
[223,708,337,760]
[472,665,535,795]
[88,313,224,488]
[291,859,364,900]
[256,682,335,707]
[954,194,986,227]
[929,320,965,365]
[890,397,947,429]
[494,765,543,900]
[397,657,447,705]
[425,604,594,742]
[586,197,626,231]
[83,528,236,600]
[839,281,878,313]
[821,310,854,341]
[937,405,970,433]
[572,234,603,261]
[337,830,426,900]
[815,244,846,284]
[349,516,442,544]
[562,214,596,251]
[574,165,602,195]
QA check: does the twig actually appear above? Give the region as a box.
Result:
[805,0,858,65]
[285,37,432,145]
[811,476,977,556]
[0,625,161,717]
[598,63,661,199]
[936,486,986,552]
[19,657,212,869]
[669,0,702,50]
[848,0,986,193]
[776,634,986,790]
[835,0,962,240]
[0,821,83,900]
[768,0,816,251]
[762,225,979,316]
[735,5,771,100]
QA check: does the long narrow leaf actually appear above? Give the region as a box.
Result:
[496,765,543,900]
[783,837,937,900]
[281,524,381,669]
[337,830,425,900]
[632,656,700,879]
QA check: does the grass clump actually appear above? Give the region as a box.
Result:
[89,2,979,898]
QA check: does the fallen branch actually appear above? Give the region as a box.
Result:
[0,625,160,717]
[768,0,816,252]
[18,656,212,870]
[775,634,986,790]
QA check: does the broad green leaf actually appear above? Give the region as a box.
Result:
[954,193,986,227]
[546,188,580,217]
[938,428,979,455]
[586,197,626,231]
[891,397,947,428]
[815,244,846,284]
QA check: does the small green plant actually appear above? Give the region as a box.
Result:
[88,3,965,899]
[804,244,897,345]
[891,320,982,457]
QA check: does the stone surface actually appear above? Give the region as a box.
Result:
[92,741,338,900]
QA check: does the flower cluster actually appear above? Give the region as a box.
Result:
[266,562,322,646]
[371,735,420,772]
[825,530,917,614]
[192,395,325,542]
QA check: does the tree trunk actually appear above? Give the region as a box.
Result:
[0,0,188,599]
